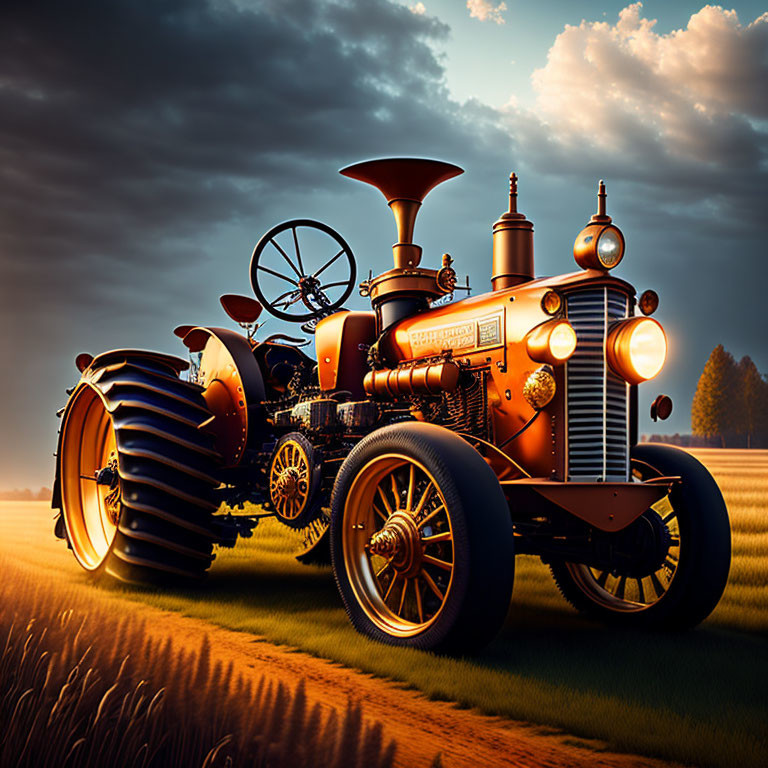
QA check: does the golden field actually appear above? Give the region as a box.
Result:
[1,448,766,767]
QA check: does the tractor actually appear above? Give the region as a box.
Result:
[52,158,731,653]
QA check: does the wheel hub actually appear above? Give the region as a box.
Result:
[367,510,423,578]
[276,466,301,500]
[96,453,121,526]
[611,508,672,578]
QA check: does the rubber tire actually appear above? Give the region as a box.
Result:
[550,443,731,629]
[57,354,222,584]
[330,422,515,654]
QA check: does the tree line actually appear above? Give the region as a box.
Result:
[692,345,768,448]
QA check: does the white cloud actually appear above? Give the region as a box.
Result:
[467,0,507,25]
[507,3,768,228]
[409,2,426,14]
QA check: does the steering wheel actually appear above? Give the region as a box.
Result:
[250,219,357,323]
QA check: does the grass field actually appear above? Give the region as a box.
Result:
[0,566,398,768]
[3,448,766,767]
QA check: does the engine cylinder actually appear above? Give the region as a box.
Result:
[364,360,460,398]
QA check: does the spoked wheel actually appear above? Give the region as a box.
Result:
[268,432,323,529]
[331,422,514,653]
[57,351,222,583]
[550,443,731,628]
[250,219,356,323]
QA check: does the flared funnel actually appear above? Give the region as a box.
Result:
[340,158,463,268]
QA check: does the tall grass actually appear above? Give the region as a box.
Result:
[86,449,765,768]
[0,562,400,768]
[1,449,765,768]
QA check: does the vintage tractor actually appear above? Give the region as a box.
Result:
[52,158,731,652]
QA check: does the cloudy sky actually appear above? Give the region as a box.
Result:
[1,0,766,490]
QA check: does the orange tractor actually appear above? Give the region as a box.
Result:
[53,158,731,652]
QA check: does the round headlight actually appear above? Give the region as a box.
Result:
[596,228,623,268]
[574,224,625,271]
[541,289,563,315]
[550,322,577,360]
[606,317,666,384]
[526,319,577,365]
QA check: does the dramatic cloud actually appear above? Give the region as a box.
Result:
[2,0,766,488]
[0,0,510,488]
[507,3,768,230]
[467,1,507,26]
[0,0,460,283]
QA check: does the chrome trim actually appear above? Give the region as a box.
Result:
[565,287,629,481]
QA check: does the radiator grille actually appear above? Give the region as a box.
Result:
[565,288,630,481]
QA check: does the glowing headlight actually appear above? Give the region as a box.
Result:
[573,224,625,270]
[596,228,622,268]
[549,323,577,360]
[526,319,577,365]
[606,317,667,384]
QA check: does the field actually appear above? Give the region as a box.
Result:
[1,448,766,767]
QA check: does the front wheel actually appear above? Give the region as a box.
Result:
[330,422,515,653]
[550,444,731,628]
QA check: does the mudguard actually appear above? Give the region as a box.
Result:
[181,327,267,467]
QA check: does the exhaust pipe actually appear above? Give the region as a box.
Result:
[492,172,534,290]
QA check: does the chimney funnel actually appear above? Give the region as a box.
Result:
[491,171,534,290]
[340,158,463,269]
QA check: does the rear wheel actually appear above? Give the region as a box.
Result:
[57,352,222,583]
[550,444,731,628]
[330,422,514,653]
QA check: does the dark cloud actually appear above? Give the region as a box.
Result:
[0,0,462,274]
[2,0,765,489]
[0,0,508,488]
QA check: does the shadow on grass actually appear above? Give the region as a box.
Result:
[484,603,767,723]
[107,556,767,734]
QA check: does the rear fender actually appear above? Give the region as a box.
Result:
[182,327,267,467]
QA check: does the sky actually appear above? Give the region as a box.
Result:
[1,0,766,490]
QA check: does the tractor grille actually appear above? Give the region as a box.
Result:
[565,287,630,481]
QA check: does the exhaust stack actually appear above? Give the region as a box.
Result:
[340,158,464,332]
[492,172,534,290]
[340,158,463,270]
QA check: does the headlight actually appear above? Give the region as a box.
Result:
[606,317,666,384]
[526,319,577,365]
[573,223,625,270]
[540,289,563,315]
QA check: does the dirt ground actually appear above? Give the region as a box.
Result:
[1,502,677,768]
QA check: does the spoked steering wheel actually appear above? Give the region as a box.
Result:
[250,219,357,323]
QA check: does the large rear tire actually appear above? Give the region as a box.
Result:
[57,352,222,583]
[330,422,514,653]
[550,444,731,628]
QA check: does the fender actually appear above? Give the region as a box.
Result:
[182,327,267,467]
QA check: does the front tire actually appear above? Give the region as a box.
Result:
[550,444,731,628]
[57,352,222,584]
[330,422,515,653]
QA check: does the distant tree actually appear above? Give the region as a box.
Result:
[737,357,758,448]
[692,345,739,448]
